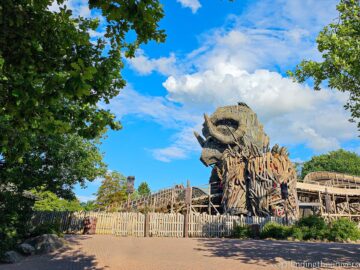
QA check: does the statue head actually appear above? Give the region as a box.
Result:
[194,103,269,166]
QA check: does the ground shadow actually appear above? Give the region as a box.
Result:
[194,238,360,268]
[0,235,107,270]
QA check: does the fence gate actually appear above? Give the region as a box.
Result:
[149,213,184,237]
[112,212,145,237]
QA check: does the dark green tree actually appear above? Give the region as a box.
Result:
[0,0,165,254]
[95,171,127,211]
[137,182,151,197]
[32,190,83,212]
[0,0,165,162]
[80,201,97,211]
[288,0,360,130]
[0,134,106,254]
[301,149,360,178]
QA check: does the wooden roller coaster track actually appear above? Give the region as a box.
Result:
[121,172,360,220]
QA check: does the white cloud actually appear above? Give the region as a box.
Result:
[177,0,201,13]
[48,0,91,17]
[108,86,200,128]
[110,0,358,162]
[127,49,178,76]
[105,86,202,162]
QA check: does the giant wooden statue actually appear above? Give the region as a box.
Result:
[194,103,299,218]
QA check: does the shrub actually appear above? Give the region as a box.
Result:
[290,227,304,240]
[297,215,327,229]
[260,222,292,239]
[29,220,63,238]
[233,225,251,239]
[328,218,360,242]
[295,215,329,240]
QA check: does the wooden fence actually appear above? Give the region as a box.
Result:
[31,211,291,238]
[149,213,184,237]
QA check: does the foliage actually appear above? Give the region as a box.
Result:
[137,182,151,197]
[0,0,165,256]
[95,171,127,210]
[328,218,360,241]
[0,0,165,162]
[290,227,304,240]
[288,0,360,130]
[260,222,292,240]
[80,201,97,211]
[301,149,360,178]
[296,215,329,240]
[233,225,251,239]
[32,190,82,212]
[258,216,360,242]
[29,220,63,238]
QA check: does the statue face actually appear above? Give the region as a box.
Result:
[194,104,269,166]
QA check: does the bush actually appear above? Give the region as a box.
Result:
[233,225,251,239]
[30,220,63,238]
[295,215,329,240]
[328,218,360,242]
[297,215,327,230]
[260,222,292,239]
[290,227,304,240]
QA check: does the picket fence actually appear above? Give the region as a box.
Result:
[31,211,292,238]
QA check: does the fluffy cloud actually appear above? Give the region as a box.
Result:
[111,0,358,162]
[48,0,91,17]
[177,0,201,13]
[105,86,202,162]
[127,50,178,76]
[164,66,354,152]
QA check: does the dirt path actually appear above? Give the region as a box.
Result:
[1,235,359,270]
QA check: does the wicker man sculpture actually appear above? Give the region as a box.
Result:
[194,103,299,218]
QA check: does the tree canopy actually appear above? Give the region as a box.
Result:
[289,0,360,130]
[1,134,107,199]
[95,171,127,210]
[137,182,151,197]
[0,0,165,253]
[32,190,83,212]
[0,0,165,162]
[301,149,360,178]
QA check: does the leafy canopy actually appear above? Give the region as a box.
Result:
[137,182,151,196]
[1,134,107,199]
[0,0,165,162]
[95,171,127,210]
[288,0,360,130]
[32,190,83,212]
[301,149,360,178]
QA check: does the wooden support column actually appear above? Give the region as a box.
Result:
[318,191,323,216]
[184,180,192,238]
[208,184,211,215]
[346,195,351,217]
[171,188,174,213]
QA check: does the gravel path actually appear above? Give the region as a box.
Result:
[1,235,359,270]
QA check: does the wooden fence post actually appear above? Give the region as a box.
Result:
[184,180,192,238]
[144,213,150,237]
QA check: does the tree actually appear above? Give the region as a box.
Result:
[288,0,360,130]
[1,1,165,253]
[301,149,360,178]
[32,190,83,212]
[0,134,106,254]
[80,201,97,211]
[95,171,127,210]
[137,182,151,197]
[0,0,165,162]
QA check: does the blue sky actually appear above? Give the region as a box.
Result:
[52,0,360,202]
